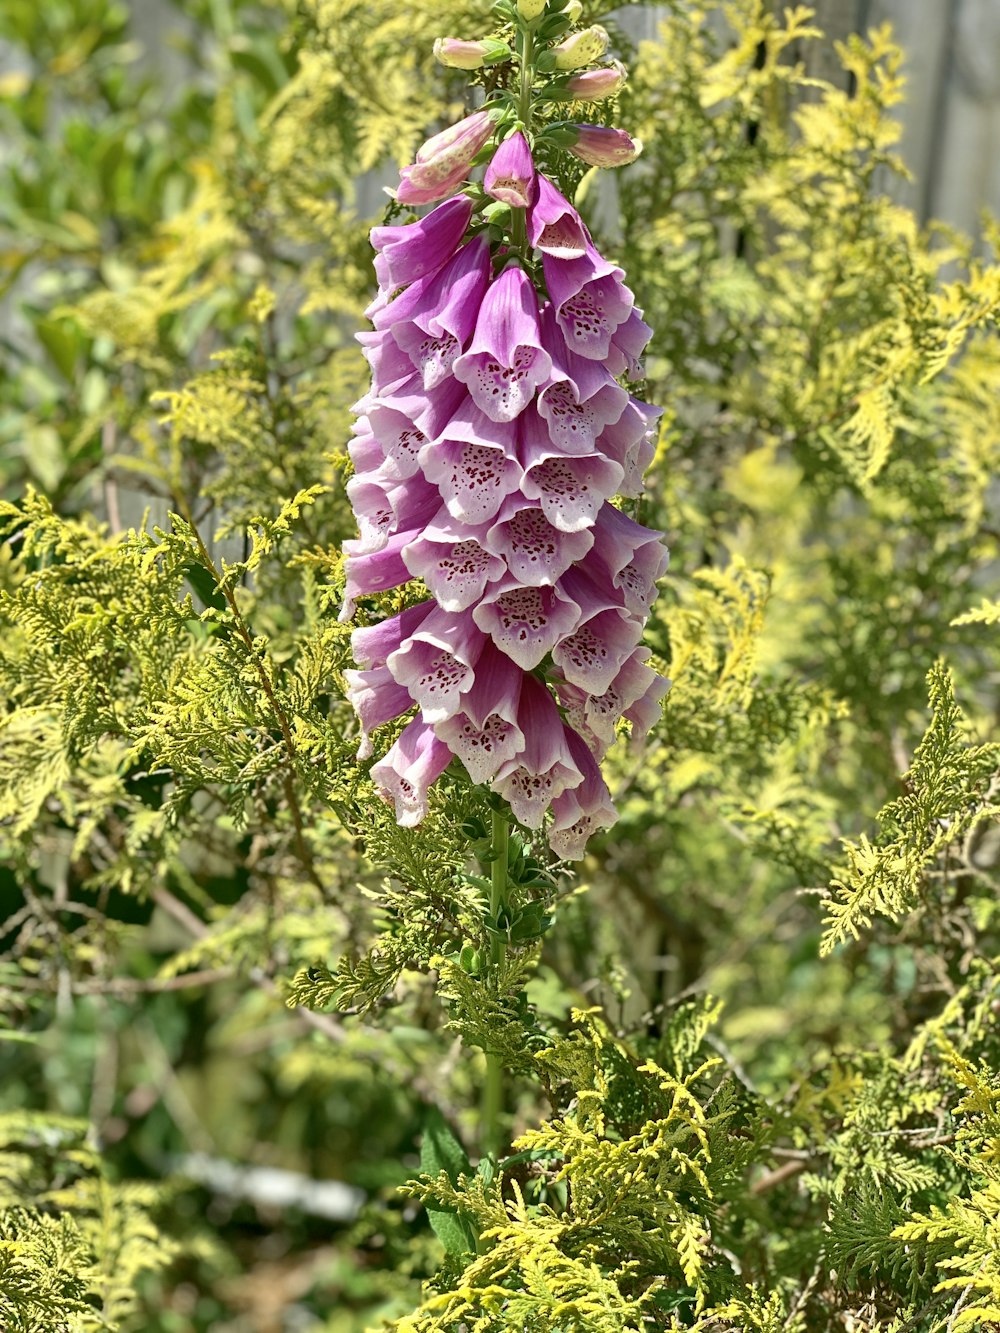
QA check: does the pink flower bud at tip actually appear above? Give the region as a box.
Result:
[433,37,512,70]
[567,123,641,168]
[395,110,496,205]
[552,25,610,71]
[566,60,627,101]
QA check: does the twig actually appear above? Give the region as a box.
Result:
[152,886,345,1044]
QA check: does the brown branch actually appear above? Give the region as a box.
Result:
[152,886,345,1044]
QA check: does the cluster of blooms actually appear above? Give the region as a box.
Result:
[342,66,668,860]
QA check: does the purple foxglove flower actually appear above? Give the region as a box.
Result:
[375,237,491,389]
[396,111,495,206]
[550,26,610,71]
[606,308,653,380]
[344,664,414,759]
[528,175,590,258]
[370,718,454,826]
[418,401,523,525]
[594,398,660,497]
[348,425,388,479]
[625,671,671,742]
[590,503,669,614]
[565,61,627,102]
[345,473,441,554]
[548,730,617,860]
[351,601,434,670]
[340,528,417,622]
[536,307,628,453]
[560,647,660,747]
[542,247,634,360]
[434,642,525,784]
[553,606,643,695]
[492,676,585,828]
[365,373,464,479]
[473,579,582,670]
[453,265,552,422]
[520,446,624,533]
[386,606,487,723]
[566,124,642,169]
[356,330,415,392]
[402,510,506,611]
[371,195,474,292]
[484,498,594,586]
[363,405,428,481]
[484,131,536,209]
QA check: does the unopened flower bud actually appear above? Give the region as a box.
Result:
[396,110,496,205]
[518,0,547,18]
[566,59,627,101]
[564,0,583,22]
[433,37,512,70]
[551,24,609,70]
[566,123,641,167]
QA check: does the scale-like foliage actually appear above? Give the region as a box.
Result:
[1,0,999,1329]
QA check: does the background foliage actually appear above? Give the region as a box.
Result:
[1,0,998,1329]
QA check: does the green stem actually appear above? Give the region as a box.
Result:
[510,25,535,259]
[481,806,509,1161]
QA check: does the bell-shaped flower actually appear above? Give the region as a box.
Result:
[386,606,487,723]
[402,510,506,611]
[590,503,669,615]
[376,236,491,389]
[560,646,661,747]
[484,497,594,586]
[520,444,624,533]
[542,245,634,361]
[528,175,590,259]
[625,671,672,743]
[553,605,643,695]
[606,308,654,380]
[344,664,414,759]
[485,130,536,209]
[356,329,415,392]
[472,579,582,670]
[419,401,523,525]
[535,307,628,453]
[371,195,474,292]
[370,718,455,826]
[434,642,525,783]
[453,265,552,422]
[594,398,660,497]
[548,730,617,859]
[492,676,585,828]
[351,601,434,670]
[345,472,441,554]
[340,528,417,622]
[396,111,495,205]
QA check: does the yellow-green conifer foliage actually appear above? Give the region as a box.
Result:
[1,1,998,1329]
